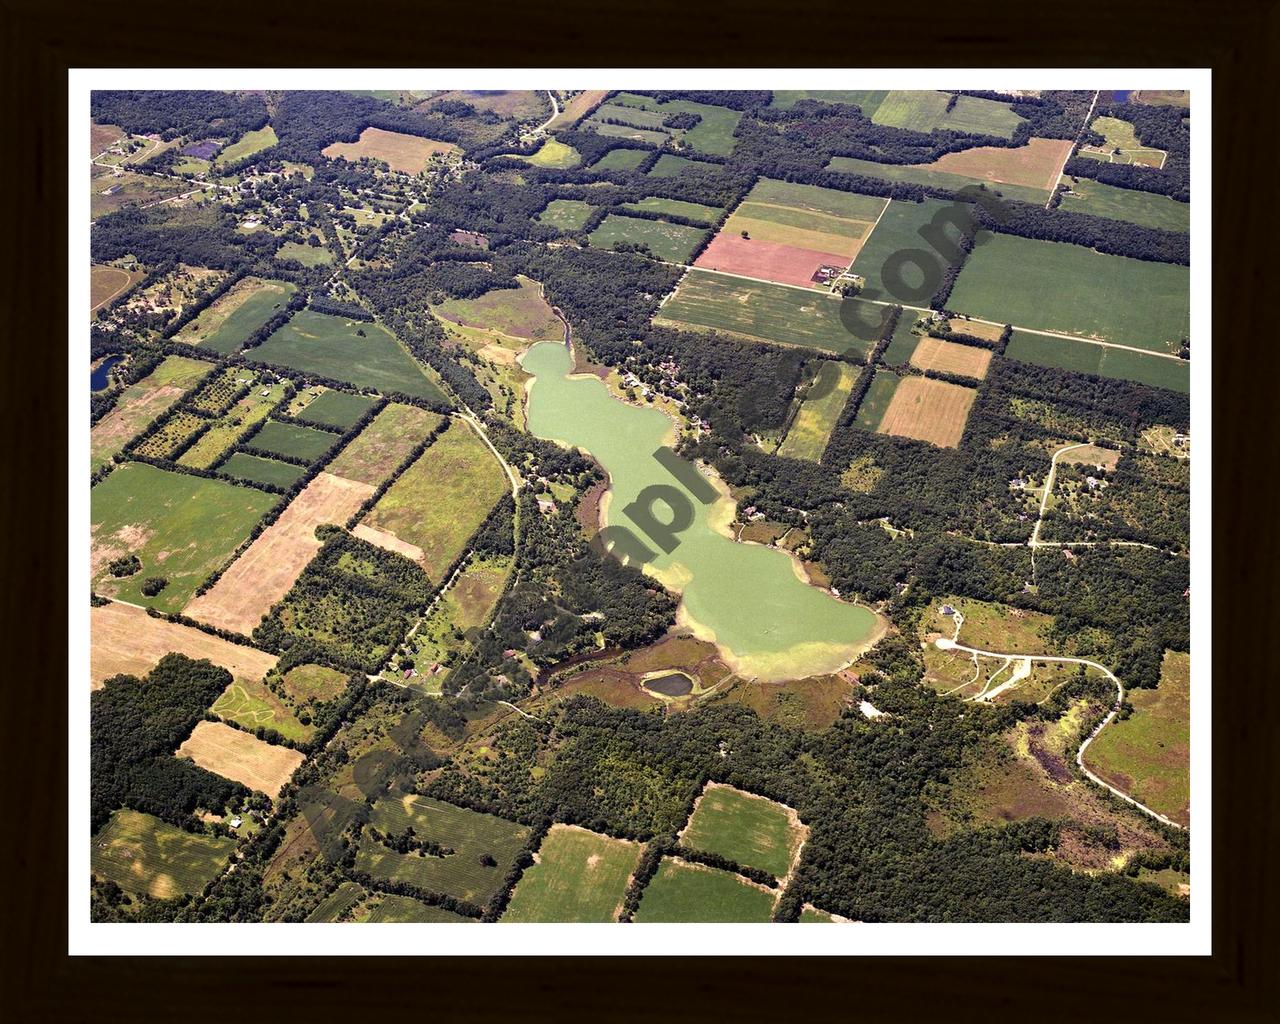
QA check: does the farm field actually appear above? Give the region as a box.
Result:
[215,125,278,167]
[588,213,708,264]
[211,677,315,744]
[184,471,374,636]
[680,784,805,878]
[521,139,580,169]
[294,389,379,430]
[92,809,234,899]
[174,278,297,355]
[90,356,210,470]
[621,196,723,223]
[323,126,458,173]
[607,93,742,157]
[434,275,562,344]
[176,380,286,469]
[1084,652,1190,826]
[90,600,278,689]
[1004,331,1190,393]
[647,154,713,178]
[948,234,1190,353]
[769,90,888,115]
[536,198,594,231]
[362,422,507,581]
[778,361,860,461]
[1080,116,1165,167]
[91,166,190,219]
[218,452,306,489]
[255,310,447,402]
[827,149,1057,205]
[91,463,275,611]
[881,316,923,366]
[590,147,648,172]
[909,336,992,379]
[362,895,473,923]
[589,120,668,146]
[247,420,339,462]
[325,403,442,486]
[502,825,641,922]
[876,375,976,448]
[850,197,972,299]
[176,720,305,797]
[547,89,609,130]
[91,263,143,313]
[356,794,531,905]
[655,269,877,359]
[872,90,1025,139]
[696,179,886,287]
[277,240,333,267]
[633,859,776,922]
[305,881,366,922]
[1057,176,1190,233]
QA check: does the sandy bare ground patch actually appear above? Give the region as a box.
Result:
[184,473,374,635]
[177,720,304,797]
[947,317,1004,342]
[323,127,458,174]
[909,336,993,379]
[876,376,977,448]
[695,233,848,288]
[91,601,277,689]
[351,523,425,562]
[1058,444,1122,471]
[927,138,1074,192]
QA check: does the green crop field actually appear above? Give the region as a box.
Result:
[92,809,234,899]
[214,125,278,167]
[1057,176,1190,233]
[881,315,923,366]
[872,90,1024,139]
[622,196,724,224]
[849,197,965,300]
[826,155,1049,205]
[255,310,447,403]
[502,826,641,922]
[276,240,333,267]
[588,213,708,264]
[769,90,888,116]
[609,93,741,156]
[294,389,378,430]
[536,198,595,231]
[177,380,286,469]
[588,122,669,146]
[325,403,442,486]
[90,356,211,471]
[648,154,713,178]
[91,462,275,611]
[218,451,306,489]
[633,859,776,922]
[949,235,1190,353]
[305,881,366,922]
[522,139,580,169]
[212,677,314,744]
[680,785,802,878]
[778,361,860,461]
[175,278,297,355]
[356,794,531,905]
[853,368,902,431]
[364,420,507,581]
[656,269,877,359]
[434,275,562,342]
[362,894,473,923]
[248,419,339,462]
[591,148,649,172]
[1084,651,1190,826]
[1005,331,1190,393]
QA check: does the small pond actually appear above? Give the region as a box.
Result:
[643,672,694,697]
[91,354,123,392]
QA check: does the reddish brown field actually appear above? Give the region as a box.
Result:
[91,122,126,155]
[91,264,143,313]
[91,601,278,689]
[694,234,847,288]
[909,337,993,379]
[183,472,375,635]
[927,137,1073,192]
[323,127,459,174]
[876,376,977,448]
[176,721,305,797]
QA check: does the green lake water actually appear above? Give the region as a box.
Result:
[522,341,880,681]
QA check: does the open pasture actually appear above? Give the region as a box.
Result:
[778,361,859,461]
[325,403,442,486]
[323,126,458,173]
[621,196,723,224]
[92,809,234,899]
[212,677,314,744]
[247,420,339,463]
[502,825,641,922]
[363,421,507,581]
[1081,116,1165,167]
[294,389,379,430]
[177,720,305,797]
[852,368,901,431]
[214,125,278,167]
[588,213,708,264]
[655,270,877,359]
[872,90,1024,139]
[175,278,297,355]
[680,783,805,879]
[184,471,374,636]
[521,139,580,169]
[218,452,306,489]
[536,198,595,231]
[633,859,776,922]
[1004,331,1190,393]
[607,93,742,157]
[434,276,562,343]
[91,463,275,611]
[875,375,976,448]
[770,90,888,116]
[91,263,144,313]
[90,356,210,470]
[356,794,530,905]
[255,310,447,402]
[949,235,1190,353]
[282,663,350,703]
[91,167,189,219]
[90,600,278,690]
[590,147,649,172]
[849,196,974,299]
[1057,176,1189,233]
[909,336,992,379]
[177,381,286,470]
[276,240,333,267]
[827,147,1058,205]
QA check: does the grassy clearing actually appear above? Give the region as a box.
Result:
[92,809,234,899]
[872,90,1024,139]
[215,125,278,167]
[1084,651,1190,826]
[277,240,333,267]
[256,310,446,402]
[850,197,962,300]
[1005,331,1190,394]
[248,420,338,462]
[778,361,859,461]
[1058,176,1189,233]
[853,368,901,430]
[949,234,1190,353]
[356,793,531,905]
[91,463,274,611]
[322,126,458,173]
[521,139,580,169]
[218,452,306,489]
[294,389,379,430]
[680,784,802,878]
[502,825,640,922]
[536,198,595,231]
[591,147,649,172]
[633,859,775,922]
[881,315,923,366]
[770,90,888,115]
[928,597,1057,654]
[175,278,297,355]
[609,93,742,157]
[212,677,314,744]
[588,213,708,263]
[656,269,877,359]
[434,276,561,342]
[90,356,210,471]
[621,196,724,224]
[364,421,507,581]
[362,894,473,922]
[326,403,443,486]
[826,154,1049,205]
[305,881,366,922]
[282,663,350,702]
[647,154,712,178]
